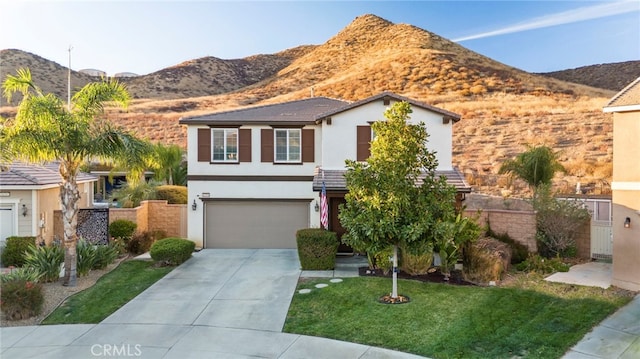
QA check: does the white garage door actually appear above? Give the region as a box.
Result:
[205,200,310,249]
[0,206,15,245]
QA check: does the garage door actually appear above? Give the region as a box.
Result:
[205,200,310,249]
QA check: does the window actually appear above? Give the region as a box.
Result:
[275,129,301,163]
[212,129,238,162]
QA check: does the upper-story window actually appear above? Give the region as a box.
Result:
[212,128,238,162]
[275,129,301,163]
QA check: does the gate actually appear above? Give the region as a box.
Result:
[591,221,613,261]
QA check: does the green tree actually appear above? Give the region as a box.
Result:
[339,101,458,299]
[499,145,565,192]
[150,143,185,185]
[1,68,151,286]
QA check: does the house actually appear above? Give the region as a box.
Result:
[603,77,640,291]
[0,162,97,246]
[179,92,471,249]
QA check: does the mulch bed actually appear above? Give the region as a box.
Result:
[359,267,476,286]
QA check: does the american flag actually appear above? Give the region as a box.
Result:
[320,180,328,230]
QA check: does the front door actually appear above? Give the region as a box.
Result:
[330,197,352,253]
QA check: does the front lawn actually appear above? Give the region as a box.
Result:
[42,260,173,324]
[284,275,632,359]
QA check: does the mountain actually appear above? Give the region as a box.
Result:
[0,14,627,196]
[540,61,640,92]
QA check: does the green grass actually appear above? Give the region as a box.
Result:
[42,260,173,324]
[284,276,633,359]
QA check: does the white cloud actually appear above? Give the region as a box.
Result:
[453,1,640,42]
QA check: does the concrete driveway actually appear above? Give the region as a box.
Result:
[1,249,427,358]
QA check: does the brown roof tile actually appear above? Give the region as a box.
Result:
[0,162,97,187]
[605,76,640,108]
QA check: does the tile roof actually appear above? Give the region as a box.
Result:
[605,76,640,109]
[178,97,349,125]
[312,167,471,193]
[178,92,461,126]
[315,91,461,123]
[0,162,97,187]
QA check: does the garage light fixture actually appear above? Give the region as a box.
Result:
[624,217,631,228]
[192,199,197,211]
[22,204,28,217]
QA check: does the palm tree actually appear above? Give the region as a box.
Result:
[151,143,185,185]
[1,68,151,286]
[499,144,565,193]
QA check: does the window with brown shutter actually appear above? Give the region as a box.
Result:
[302,129,314,163]
[239,129,251,162]
[198,128,211,162]
[261,129,274,162]
[356,125,371,161]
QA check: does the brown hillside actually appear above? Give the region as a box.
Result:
[540,61,640,91]
[0,14,624,196]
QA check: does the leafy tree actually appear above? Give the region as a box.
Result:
[1,68,151,286]
[499,145,565,192]
[339,101,459,299]
[150,143,185,185]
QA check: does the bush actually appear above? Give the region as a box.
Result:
[370,246,394,274]
[156,185,188,204]
[0,267,43,284]
[149,238,195,265]
[465,237,512,283]
[516,253,570,274]
[24,245,64,282]
[296,229,338,270]
[108,220,137,241]
[1,236,36,267]
[76,239,97,277]
[127,230,166,255]
[400,241,434,275]
[0,280,44,320]
[486,227,529,264]
[93,243,120,270]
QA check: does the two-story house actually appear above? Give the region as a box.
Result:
[603,77,640,291]
[179,92,470,249]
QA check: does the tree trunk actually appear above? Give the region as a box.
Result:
[60,161,80,287]
[392,244,398,298]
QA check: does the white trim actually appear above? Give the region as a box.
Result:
[274,128,302,163]
[611,182,640,191]
[603,104,640,113]
[211,128,239,163]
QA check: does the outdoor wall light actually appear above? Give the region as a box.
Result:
[314,200,320,212]
[21,204,28,217]
[191,199,197,211]
[624,217,631,228]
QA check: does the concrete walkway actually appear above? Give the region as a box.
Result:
[1,249,425,359]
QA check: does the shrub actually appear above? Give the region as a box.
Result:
[516,253,570,274]
[156,185,188,204]
[76,239,97,277]
[93,243,120,270]
[108,220,137,241]
[0,280,44,320]
[1,236,36,267]
[24,245,64,283]
[149,237,195,265]
[127,230,165,255]
[486,227,529,264]
[465,237,512,283]
[371,246,394,274]
[400,241,434,275]
[296,229,338,270]
[0,266,43,284]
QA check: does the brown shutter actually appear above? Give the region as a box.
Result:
[356,125,371,161]
[302,129,314,163]
[239,129,251,162]
[261,129,274,162]
[197,128,211,162]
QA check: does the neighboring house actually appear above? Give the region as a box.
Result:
[603,76,640,291]
[0,162,97,246]
[179,92,471,249]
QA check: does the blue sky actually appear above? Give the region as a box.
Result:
[1,1,638,76]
